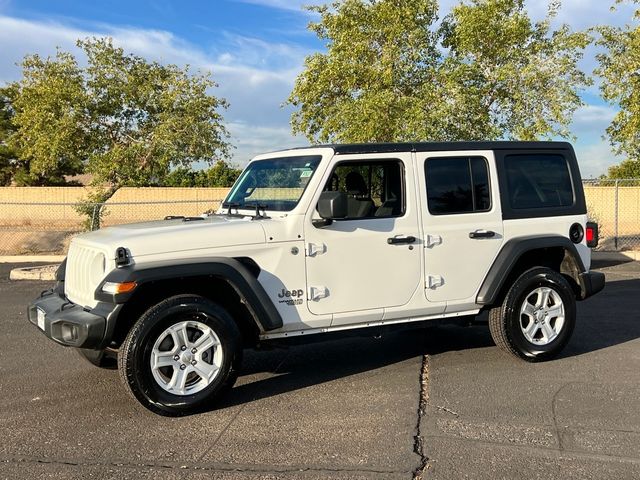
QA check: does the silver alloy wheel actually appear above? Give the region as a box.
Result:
[150,319,223,396]
[519,286,565,346]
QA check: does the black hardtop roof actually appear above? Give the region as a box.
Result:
[287,141,573,155]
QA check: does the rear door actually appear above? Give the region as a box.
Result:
[416,151,504,308]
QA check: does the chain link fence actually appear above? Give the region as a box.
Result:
[0,197,226,255]
[583,178,640,251]
[0,181,638,256]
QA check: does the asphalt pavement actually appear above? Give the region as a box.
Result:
[422,258,640,479]
[0,256,639,479]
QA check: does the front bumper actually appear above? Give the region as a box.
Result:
[28,290,121,349]
[578,271,606,300]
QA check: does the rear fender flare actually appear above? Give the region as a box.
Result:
[477,235,586,305]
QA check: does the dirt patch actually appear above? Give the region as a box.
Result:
[0,228,78,255]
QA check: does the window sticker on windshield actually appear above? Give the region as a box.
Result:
[300,170,313,178]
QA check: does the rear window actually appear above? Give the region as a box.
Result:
[504,154,574,209]
[425,157,491,215]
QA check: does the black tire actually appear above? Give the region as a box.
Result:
[76,348,117,369]
[488,267,576,362]
[118,294,242,416]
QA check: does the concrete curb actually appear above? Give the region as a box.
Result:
[9,264,59,281]
[620,251,640,261]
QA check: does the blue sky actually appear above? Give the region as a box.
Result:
[0,0,637,177]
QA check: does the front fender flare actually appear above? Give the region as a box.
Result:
[97,257,283,332]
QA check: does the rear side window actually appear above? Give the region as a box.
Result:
[425,157,491,215]
[504,154,574,209]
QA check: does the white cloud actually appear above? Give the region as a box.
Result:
[565,104,621,177]
[0,1,636,175]
[574,141,621,178]
[227,121,308,164]
[572,104,617,130]
[438,0,636,29]
[232,0,311,13]
[0,15,310,164]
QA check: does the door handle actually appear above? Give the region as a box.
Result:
[469,230,496,239]
[387,235,416,245]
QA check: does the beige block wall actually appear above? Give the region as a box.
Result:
[103,187,229,226]
[0,187,91,228]
[0,187,230,228]
[584,186,640,238]
[1,186,639,239]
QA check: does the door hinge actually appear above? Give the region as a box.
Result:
[306,243,327,257]
[426,234,442,248]
[427,275,444,289]
[309,286,329,301]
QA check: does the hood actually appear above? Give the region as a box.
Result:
[73,215,267,259]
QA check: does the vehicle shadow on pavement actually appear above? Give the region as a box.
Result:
[563,277,640,358]
[215,324,496,410]
[590,252,635,269]
[215,276,640,409]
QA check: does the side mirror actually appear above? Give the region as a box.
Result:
[314,191,347,227]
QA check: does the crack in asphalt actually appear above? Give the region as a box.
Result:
[412,354,430,480]
[550,381,584,452]
[423,434,640,465]
[0,456,410,475]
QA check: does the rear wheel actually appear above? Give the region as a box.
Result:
[118,294,242,416]
[488,267,576,362]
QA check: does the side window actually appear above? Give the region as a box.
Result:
[504,154,574,209]
[325,160,405,219]
[425,157,491,215]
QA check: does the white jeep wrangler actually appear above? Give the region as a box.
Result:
[28,141,604,416]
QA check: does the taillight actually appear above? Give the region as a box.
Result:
[586,222,598,248]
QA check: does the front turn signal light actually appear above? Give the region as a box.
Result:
[102,281,137,294]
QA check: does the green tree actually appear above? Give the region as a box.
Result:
[0,86,18,185]
[596,0,640,178]
[607,159,640,178]
[163,161,241,187]
[288,0,591,143]
[7,38,232,226]
[164,167,200,187]
[6,50,87,185]
[200,160,242,187]
[77,38,231,194]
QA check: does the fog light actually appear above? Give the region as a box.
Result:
[61,323,79,342]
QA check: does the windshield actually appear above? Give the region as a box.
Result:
[224,155,322,212]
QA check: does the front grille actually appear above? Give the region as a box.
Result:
[65,242,102,308]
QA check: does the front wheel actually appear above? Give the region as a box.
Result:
[488,267,576,362]
[118,295,242,416]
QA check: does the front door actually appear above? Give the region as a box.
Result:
[416,151,504,307]
[304,153,421,317]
